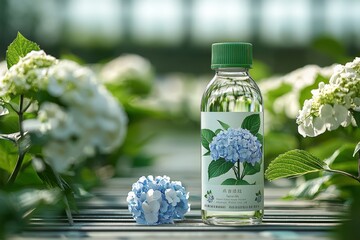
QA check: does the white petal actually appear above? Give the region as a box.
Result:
[144,212,158,225]
[23,119,42,132]
[319,104,333,118]
[325,118,340,131]
[146,189,162,203]
[0,106,9,116]
[313,117,326,136]
[152,190,162,201]
[142,202,151,212]
[298,124,315,137]
[333,104,349,124]
[354,97,360,106]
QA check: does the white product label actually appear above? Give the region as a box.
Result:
[201,112,264,212]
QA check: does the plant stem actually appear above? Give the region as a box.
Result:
[325,168,360,183]
[358,151,360,179]
[63,195,74,225]
[7,95,26,184]
[53,171,74,225]
[7,151,26,184]
[18,95,25,137]
[237,160,241,180]
[232,166,239,179]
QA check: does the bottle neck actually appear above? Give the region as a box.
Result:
[215,68,249,77]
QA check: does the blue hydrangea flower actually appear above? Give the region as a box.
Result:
[127,175,190,225]
[209,128,262,165]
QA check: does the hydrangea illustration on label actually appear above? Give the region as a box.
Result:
[201,112,264,212]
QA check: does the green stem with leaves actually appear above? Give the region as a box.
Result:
[265,149,360,184]
[7,95,26,184]
[325,168,360,183]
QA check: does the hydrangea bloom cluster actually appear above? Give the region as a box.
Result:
[127,175,190,225]
[0,51,128,173]
[100,54,153,84]
[209,128,262,166]
[0,51,57,99]
[297,57,360,137]
[0,61,7,77]
[260,65,334,119]
[24,60,127,172]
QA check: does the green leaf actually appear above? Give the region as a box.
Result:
[0,140,18,174]
[208,159,234,180]
[6,32,40,69]
[351,110,360,128]
[201,129,215,151]
[265,149,327,181]
[203,151,210,156]
[215,129,222,134]
[35,159,76,224]
[243,162,261,176]
[256,133,263,145]
[0,107,20,134]
[221,178,251,185]
[325,144,358,173]
[241,114,260,135]
[217,120,230,130]
[284,175,331,200]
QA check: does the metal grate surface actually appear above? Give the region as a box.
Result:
[11,177,344,240]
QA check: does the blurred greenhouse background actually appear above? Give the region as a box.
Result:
[1,0,360,73]
[1,0,360,189]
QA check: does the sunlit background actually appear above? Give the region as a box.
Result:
[1,0,360,74]
[0,0,360,180]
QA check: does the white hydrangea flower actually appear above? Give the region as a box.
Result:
[260,64,335,119]
[297,57,360,137]
[30,61,127,172]
[0,61,7,77]
[0,51,57,99]
[99,54,153,85]
[0,51,129,173]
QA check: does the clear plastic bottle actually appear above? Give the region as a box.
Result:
[201,42,264,225]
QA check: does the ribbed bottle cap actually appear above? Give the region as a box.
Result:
[211,42,252,69]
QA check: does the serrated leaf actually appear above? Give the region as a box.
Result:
[241,114,260,135]
[217,120,230,130]
[6,32,40,69]
[201,129,215,151]
[265,149,327,181]
[221,178,251,185]
[208,159,234,180]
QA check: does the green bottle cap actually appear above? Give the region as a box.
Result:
[211,42,252,69]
